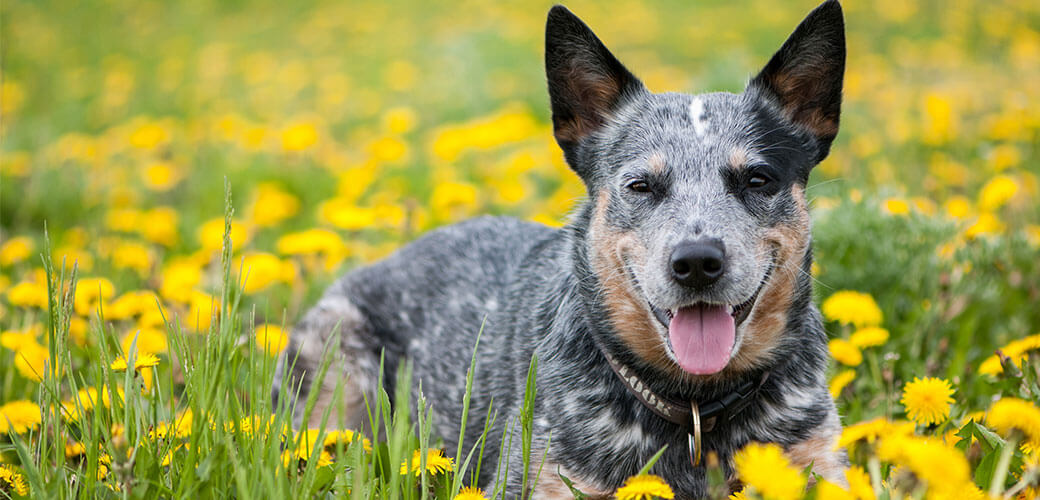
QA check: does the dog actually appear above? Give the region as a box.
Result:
[275,1,847,497]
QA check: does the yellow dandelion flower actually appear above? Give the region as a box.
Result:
[0,400,41,434]
[814,479,853,500]
[1,323,42,351]
[239,252,291,294]
[68,316,89,347]
[728,488,750,500]
[6,280,49,309]
[0,236,33,266]
[978,333,1040,376]
[107,290,161,320]
[821,291,883,327]
[249,182,299,228]
[52,245,94,272]
[399,449,454,476]
[60,387,123,421]
[431,181,479,221]
[733,442,805,500]
[615,474,675,500]
[900,377,954,426]
[198,217,251,253]
[367,135,408,163]
[964,212,1005,239]
[159,258,202,304]
[382,106,418,134]
[829,339,863,367]
[254,324,289,356]
[882,198,910,215]
[838,417,914,449]
[877,434,971,497]
[105,208,143,233]
[276,228,346,256]
[142,161,181,191]
[65,441,86,458]
[829,369,856,398]
[139,207,179,247]
[977,174,1019,212]
[453,485,488,500]
[987,398,1040,449]
[849,327,889,348]
[943,196,973,220]
[186,290,219,332]
[319,198,379,231]
[845,466,876,500]
[121,328,168,355]
[74,277,116,316]
[14,342,51,381]
[128,121,170,150]
[281,121,319,152]
[111,240,153,276]
[0,464,29,496]
[110,352,160,371]
[323,429,372,452]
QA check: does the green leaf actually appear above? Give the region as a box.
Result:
[636,445,669,476]
[955,419,1003,454]
[557,469,590,500]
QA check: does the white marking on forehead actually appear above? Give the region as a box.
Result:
[689,97,709,137]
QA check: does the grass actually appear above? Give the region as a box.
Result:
[1,0,1039,498]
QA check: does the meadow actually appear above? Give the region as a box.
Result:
[1,0,1039,498]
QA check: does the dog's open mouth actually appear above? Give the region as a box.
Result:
[646,259,775,375]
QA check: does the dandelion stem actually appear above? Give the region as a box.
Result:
[867,455,883,496]
[988,432,1019,498]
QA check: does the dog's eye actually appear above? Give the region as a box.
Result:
[627,180,652,193]
[747,174,771,189]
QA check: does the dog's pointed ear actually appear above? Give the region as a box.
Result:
[749,0,845,163]
[545,5,646,160]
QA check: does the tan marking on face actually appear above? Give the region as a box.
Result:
[588,190,674,369]
[648,152,667,174]
[728,149,749,170]
[729,185,811,372]
[531,463,611,500]
[786,417,848,486]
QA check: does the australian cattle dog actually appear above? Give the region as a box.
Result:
[275,1,848,497]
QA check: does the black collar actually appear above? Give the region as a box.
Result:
[599,347,769,433]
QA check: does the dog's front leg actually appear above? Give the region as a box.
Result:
[784,411,848,486]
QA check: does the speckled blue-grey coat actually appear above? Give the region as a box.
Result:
[275,2,849,498]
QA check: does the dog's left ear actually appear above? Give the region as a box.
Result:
[749,0,845,163]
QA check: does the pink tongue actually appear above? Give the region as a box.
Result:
[668,304,735,375]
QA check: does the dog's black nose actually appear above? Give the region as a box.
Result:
[670,239,726,288]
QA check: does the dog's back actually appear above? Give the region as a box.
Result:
[276,216,559,440]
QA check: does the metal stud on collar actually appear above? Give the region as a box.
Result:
[688,400,702,467]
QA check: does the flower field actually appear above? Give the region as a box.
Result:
[1,0,1039,498]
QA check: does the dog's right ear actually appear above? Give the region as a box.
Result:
[545,5,646,169]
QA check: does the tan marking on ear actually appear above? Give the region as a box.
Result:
[648,152,667,174]
[554,67,623,144]
[531,462,611,500]
[729,185,811,372]
[786,414,848,486]
[587,190,673,369]
[767,72,839,140]
[728,149,749,170]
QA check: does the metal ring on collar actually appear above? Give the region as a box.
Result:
[688,400,702,467]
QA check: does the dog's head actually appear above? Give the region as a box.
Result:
[547,1,844,377]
